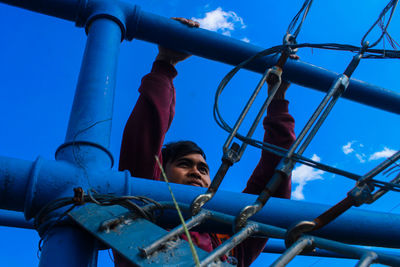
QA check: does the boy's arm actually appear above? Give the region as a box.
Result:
[118,60,177,179]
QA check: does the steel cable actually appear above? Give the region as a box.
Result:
[361,0,399,48]
[286,0,314,39]
[213,43,400,193]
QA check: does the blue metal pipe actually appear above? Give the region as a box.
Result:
[1,209,399,260]
[38,226,98,267]
[0,156,33,212]
[132,10,400,114]
[40,17,122,267]
[0,0,81,22]
[263,239,400,259]
[1,0,400,114]
[0,210,33,229]
[55,17,121,169]
[1,155,400,248]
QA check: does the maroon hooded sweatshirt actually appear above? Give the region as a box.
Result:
[117,61,295,267]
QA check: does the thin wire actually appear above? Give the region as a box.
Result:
[378,17,400,50]
[287,0,314,38]
[361,0,399,48]
[213,41,400,193]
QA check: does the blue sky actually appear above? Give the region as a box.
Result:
[0,0,399,266]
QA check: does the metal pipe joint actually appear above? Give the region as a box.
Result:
[76,0,141,41]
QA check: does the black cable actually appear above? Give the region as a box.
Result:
[34,193,163,231]
[370,179,400,192]
[287,0,314,38]
[361,0,399,48]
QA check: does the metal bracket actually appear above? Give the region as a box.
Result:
[69,203,216,266]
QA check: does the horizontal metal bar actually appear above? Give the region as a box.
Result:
[0,209,396,262]
[262,239,400,259]
[0,0,81,21]
[1,156,400,248]
[312,235,400,266]
[1,0,400,114]
[0,210,34,229]
[134,10,400,114]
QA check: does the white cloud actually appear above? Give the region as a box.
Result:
[241,37,250,43]
[356,153,366,163]
[342,141,354,155]
[192,7,246,37]
[292,154,325,200]
[369,147,397,161]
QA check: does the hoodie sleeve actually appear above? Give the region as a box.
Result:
[118,60,177,179]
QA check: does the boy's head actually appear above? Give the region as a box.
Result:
[161,141,211,187]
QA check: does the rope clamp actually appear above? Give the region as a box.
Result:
[348,183,374,207]
[222,142,240,165]
[285,220,316,252]
[283,33,298,54]
[73,187,85,205]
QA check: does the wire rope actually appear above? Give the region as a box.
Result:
[361,0,399,48]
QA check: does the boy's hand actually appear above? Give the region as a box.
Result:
[156,17,200,66]
[268,54,299,99]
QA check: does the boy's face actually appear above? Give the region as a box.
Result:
[165,153,211,188]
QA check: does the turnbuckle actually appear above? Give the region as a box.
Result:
[234,159,292,232]
[235,41,366,234]
[190,143,240,215]
[191,58,286,216]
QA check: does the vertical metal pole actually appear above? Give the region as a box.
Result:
[55,18,122,170]
[38,226,98,267]
[39,18,122,267]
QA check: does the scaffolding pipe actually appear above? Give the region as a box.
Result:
[40,17,122,267]
[0,211,399,260]
[1,155,400,249]
[1,0,400,114]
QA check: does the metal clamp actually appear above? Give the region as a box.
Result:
[233,201,262,232]
[283,33,298,55]
[266,66,283,87]
[234,163,290,232]
[284,221,316,253]
[348,182,374,207]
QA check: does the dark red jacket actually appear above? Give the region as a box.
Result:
[117,61,295,266]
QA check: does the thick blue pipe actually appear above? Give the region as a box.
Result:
[43,18,121,267]
[0,209,398,260]
[0,0,81,21]
[133,11,400,114]
[38,226,98,267]
[1,156,400,248]
[1,210,399,260]
[0,210,33,229]
[263,239,400,259]
[1,0,400,114]
[55,17,121,169]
